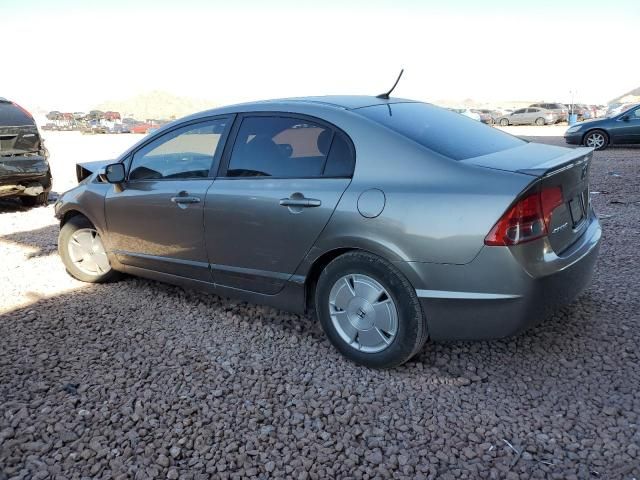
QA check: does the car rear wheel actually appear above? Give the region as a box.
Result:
[499,118,509,126]
[535,117,545,126]
[583,130,608,150]
[19,191,49,207]
[315,251,428,368]
[59,216,119,283]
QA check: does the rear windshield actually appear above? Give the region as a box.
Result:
[355,102,525,160]
[0,101,35,127]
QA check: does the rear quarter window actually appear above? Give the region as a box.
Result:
[355,102,524,160]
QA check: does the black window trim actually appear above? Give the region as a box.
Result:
[216,111,356,180]
[123,114,235,182]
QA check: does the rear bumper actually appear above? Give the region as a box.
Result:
[395,213,601,341]
[0,156,52,197]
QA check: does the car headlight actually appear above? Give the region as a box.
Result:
[566,125,581,134]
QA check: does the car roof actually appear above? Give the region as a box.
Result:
[194,95,419,117]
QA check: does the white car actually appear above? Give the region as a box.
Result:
[449,108,481,121]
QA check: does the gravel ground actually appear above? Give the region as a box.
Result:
[1,132,639,479]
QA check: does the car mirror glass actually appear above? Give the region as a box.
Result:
[104,163,126,183]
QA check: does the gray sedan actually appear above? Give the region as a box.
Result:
[55,96,601,368]
[497,107,558,126]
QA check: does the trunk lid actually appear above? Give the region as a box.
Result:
[464,143,594,254]
[0,125,41,156]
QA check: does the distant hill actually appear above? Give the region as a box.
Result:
[95,91,218,120]
[609,87,640,105]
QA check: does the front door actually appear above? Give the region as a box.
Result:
[510,109,526,125]
[204,114,355,294]
[105,117,231,281]
[612,106,640,144]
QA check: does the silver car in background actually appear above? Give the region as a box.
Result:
[55,96,601,368]
[530,103,569,123]
[497,107,558,126]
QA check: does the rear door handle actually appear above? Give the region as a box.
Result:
[171,195,201,204]
[279,197,321,207]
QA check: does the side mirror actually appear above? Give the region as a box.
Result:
[621,115,630,122]
[104,163,125,183]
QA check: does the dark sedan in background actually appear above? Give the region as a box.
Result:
[0,97,51,206]
[565,103,640,150]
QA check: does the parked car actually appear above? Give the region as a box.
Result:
[568,104,590,121]
[496,107,557,126]
[104,111,121,121]
[109,123,131,134]
[0,97,52,206]
[471,109,498,125]
[130,122,157,134]
[82,120,107,134]
[529,103,568,123]
[565,103,640,150]
[448,108,481,121]
[606,103,635,117]
[54,96,601,368]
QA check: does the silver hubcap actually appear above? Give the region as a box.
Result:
[67,228,110,276]
[328,274,398,353]
[586,133,605,148]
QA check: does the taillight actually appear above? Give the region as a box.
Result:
[485,186,563,246]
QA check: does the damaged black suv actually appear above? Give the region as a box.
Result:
[0,97,51,206]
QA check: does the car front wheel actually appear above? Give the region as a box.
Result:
[499,118,509,126]
[583,130,609,150]
[315,251,428,368]
[59,215,119,283]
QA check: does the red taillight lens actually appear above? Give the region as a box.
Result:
[485,186,563,246]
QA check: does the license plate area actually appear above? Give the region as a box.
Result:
[568,195,585,227]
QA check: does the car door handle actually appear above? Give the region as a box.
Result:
[279,197,321,208]
[171,195,201,204]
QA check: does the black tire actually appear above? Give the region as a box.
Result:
[58,215,120,283]
[20,191,49,207]
[315,251,428,368]
[583,129,609,150]
[499,118,509,126]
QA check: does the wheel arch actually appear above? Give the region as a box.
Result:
[302,240,414,314]
[582,128,609,143]
[59,209,89,227]
[304,247,358,314]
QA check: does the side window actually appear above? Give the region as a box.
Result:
[129,118,228,181]
[323,132,355,177]
[527,108,538,113]
[631,108,640,119]
[227,116,333,178]
[514,109,526,114]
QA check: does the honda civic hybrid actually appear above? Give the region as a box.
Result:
[55,96,601,368]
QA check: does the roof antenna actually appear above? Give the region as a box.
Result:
[376,69,404,99]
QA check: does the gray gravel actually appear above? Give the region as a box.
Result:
[1,135,639,479]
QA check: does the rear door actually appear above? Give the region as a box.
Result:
[204,114,355,294]
[105,117,231,281]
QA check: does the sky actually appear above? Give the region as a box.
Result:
[1,0,639,111]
